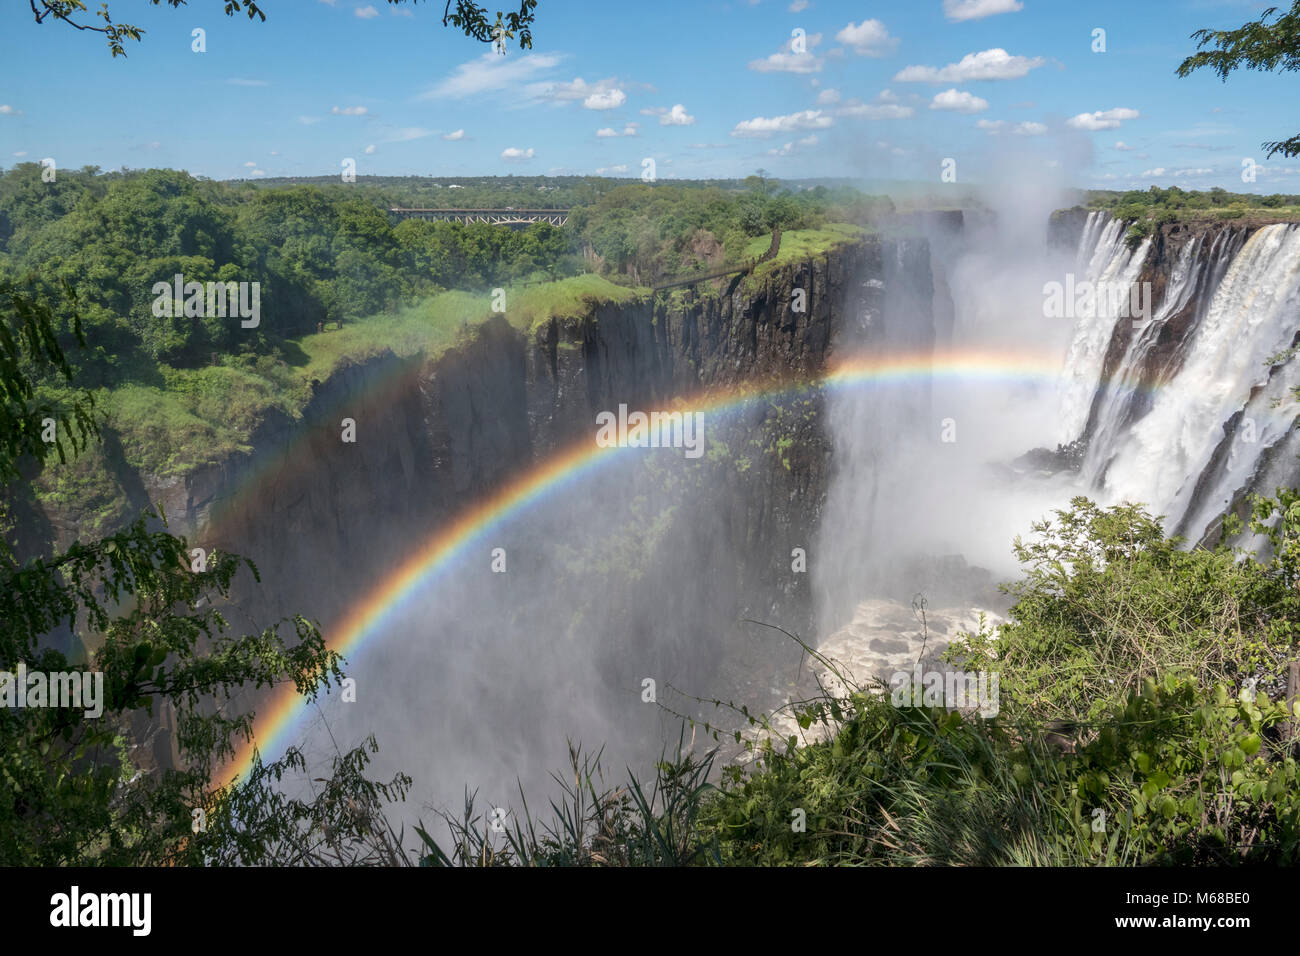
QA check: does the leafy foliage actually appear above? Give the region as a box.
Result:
[1085,185,1300,227]
[1178,2,1300,158]
[692,497,1300,866]
[26,0,540,57]
[0,281,410,865]
[425,498,1300,866]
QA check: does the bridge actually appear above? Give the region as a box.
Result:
[388,207,570,227]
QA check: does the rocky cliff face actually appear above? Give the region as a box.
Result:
[96,238,934,699]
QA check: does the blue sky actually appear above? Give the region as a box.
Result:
[1,0,1297,190]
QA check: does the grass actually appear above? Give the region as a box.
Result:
[297,275,648,380]
[32,272,652,532]
[296,290,489,382]
[508,274,648,333]
[743,223,867,278]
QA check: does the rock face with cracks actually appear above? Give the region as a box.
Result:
[87,239,926,651]
[26,235,939,772]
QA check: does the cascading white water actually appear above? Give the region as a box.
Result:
[1080,233,1205,486]
[1056,212,1152,445]
[1065,218,1300,540]
[1176,348,1300,543]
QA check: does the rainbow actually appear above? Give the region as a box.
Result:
[220,346,1091,783]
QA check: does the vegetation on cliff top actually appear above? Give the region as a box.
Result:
[0,162,879,533]
[1083,185,1300,232]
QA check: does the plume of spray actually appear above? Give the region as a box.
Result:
[813,154,1091,636]
[275,418,793,824]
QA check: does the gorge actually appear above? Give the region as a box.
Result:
[25,204,1300,819]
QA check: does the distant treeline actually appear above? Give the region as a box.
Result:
[1088,184,1300,222]
[0,165,885,386]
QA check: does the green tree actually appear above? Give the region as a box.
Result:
[1178,2,1300,158]
[0,279,410,865]
[27,0,540,56]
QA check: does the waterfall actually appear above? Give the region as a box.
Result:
[1065,217,1300,541]
[1056,212,1152,445]
[812,209,1300,649]
[1081,227,1245,486]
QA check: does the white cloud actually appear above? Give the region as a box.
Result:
[442,129,466,141]
[749,33,823,73]
[355,5,379,18]
[0,105,24,116]
[1066,107,1140,131]
[622,123,639,136]
[331,105,368,116]
[422,52,564,100]
[789,0,809,10]
[655,104,695,126]
[942,0,1023,21]
[1173,167,1213,177]
[1115,140,1136,151]
[364,144,377,154]
[817,88,841,104]
[982,119,1046,135]
[584,88,626,110]
[894,48,1044,83]
[596,127,619,138]
[298,116,321,125]
[502,147,535,161]
[251,169,266,177]
[533,77,628,110]
[595,164,629,174]
[835,20,898,57]
[1141,167,1166,176]
[770,132,821,155]
[731,108,833,137]
[836,101,914,120]
[243,160,257,167]
[12,151,27,157]
[383,127,434,142]
[930,88,989,114]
